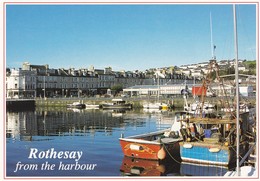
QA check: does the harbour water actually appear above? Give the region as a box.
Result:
[6,108,230,177]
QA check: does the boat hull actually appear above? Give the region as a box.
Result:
[180,142,232,166]
[119,136,181,160]
[102,104,132,109]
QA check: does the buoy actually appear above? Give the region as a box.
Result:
[157,148,166,160]
[209,147,220,153]
[224,142,229,146]
[183,143,193,149]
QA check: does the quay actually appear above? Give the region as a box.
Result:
[6,99,35,111]
[35,97,177,108]
[6,96,256,109]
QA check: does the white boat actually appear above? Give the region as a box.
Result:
[143,102,168,110]
[183,95,216,114]
[85,104,100,109]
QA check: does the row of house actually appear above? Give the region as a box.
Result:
[6,62,198,99]
[6,60,256,99]
[177,59,250,77]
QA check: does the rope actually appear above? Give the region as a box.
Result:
[161,140,182,164]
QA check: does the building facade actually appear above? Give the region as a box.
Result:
[6,62,198,98]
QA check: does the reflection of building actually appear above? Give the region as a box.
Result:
[6,112,37,140]
[6,112,23,140]
[6,109,126,139]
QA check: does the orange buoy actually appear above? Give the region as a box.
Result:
[157,147,166,160]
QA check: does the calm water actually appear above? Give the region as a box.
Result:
[6,108,228,177]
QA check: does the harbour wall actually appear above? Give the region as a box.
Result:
[6,96,256,110]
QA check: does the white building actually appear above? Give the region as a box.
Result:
[123,84,189,97]
[239,86,254,97]
[6,69,36,98]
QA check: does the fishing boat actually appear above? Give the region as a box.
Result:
[66,102,86,109]
[178,112,250,166]
[101,99,132,109]
[119,112,185,160]
[178,7,255,168]
[178,59,253,166]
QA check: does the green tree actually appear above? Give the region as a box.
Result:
[111,84,123,95]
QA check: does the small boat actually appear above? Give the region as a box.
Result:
[85,104,100,109]
[143,102,168,110]
[101,99,132,109]
[66,102,86,109]
[119,112,185,160]
[119,130,181,160]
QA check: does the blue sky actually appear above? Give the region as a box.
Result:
[6,3,256,71]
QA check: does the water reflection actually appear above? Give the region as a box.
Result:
[6,108,232,177]
[6,108,133,140]
[120,156,181,176]
[180,162,229,176]
[7,108,176,139]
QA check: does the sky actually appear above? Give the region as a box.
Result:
[6,3,257,71]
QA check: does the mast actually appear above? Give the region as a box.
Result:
[233,4,240,176]
[210,12,216,60]
[157,74,160,102]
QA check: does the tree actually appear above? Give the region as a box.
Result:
[111,84,123,95]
